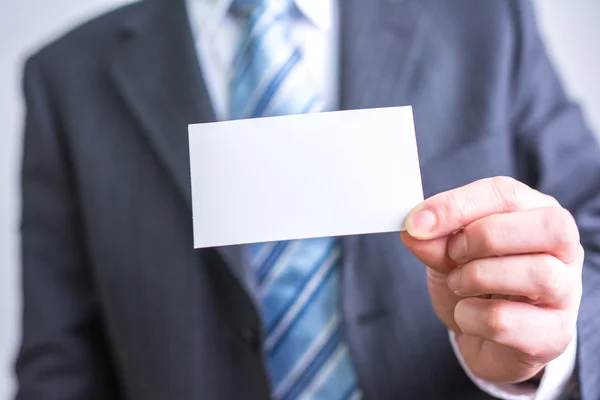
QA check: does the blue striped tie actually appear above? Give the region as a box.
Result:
[230,1,361,399]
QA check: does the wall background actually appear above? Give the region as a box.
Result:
[0,1,598,398]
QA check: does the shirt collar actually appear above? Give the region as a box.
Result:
[187,0,332,37]
[294,0,332,30]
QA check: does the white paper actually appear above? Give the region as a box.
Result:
[188,106,423,248]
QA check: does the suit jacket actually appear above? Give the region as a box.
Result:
[16,0,600,399]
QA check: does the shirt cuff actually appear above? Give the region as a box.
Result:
[449,329,577,400]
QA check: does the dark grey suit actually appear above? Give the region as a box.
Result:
[16,0,600,398]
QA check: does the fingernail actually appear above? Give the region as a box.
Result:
[448,231,468,262]
[447,269,461,292]
[406,209,437,237]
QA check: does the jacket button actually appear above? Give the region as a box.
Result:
[241,327,261,353]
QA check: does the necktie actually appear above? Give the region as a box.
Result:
[230,2,361,399]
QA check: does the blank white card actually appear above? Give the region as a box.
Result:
[189,106,423,248]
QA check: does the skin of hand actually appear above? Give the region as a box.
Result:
[401,176,583,384]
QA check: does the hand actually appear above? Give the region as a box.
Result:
[401,177,583,383]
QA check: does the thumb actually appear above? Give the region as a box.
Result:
[403,177,559,241]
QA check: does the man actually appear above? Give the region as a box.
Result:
[15,0,600,398]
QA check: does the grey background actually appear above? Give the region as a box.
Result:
[0,1,598,398]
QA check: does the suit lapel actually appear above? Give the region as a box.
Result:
[339,0,427,112]
[109,0,215,210]
[108,0,254,298]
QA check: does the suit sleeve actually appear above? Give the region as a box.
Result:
[16,55,122,400]
[510,1,600,399]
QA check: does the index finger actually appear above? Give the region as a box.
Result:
[404,176,560,240]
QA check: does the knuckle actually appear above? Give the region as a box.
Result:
[442,190,472,226]
[541,208,581,258]
[533,256,564,299]
[433,191,453,223]
[466,262,487,290]
[554,332,573,355]
[490,176,522,212]
[541,192,562,207]
[477,220,500,253]
[550,313,575,356]
[487,302,511,336]
[518,312,575,361]
[544,208,580,242]
[519,343,547,360]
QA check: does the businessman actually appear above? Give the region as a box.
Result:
[16,0,600,399]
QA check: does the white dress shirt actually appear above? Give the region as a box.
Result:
[184,0,577,398]
[186,0,338,120]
